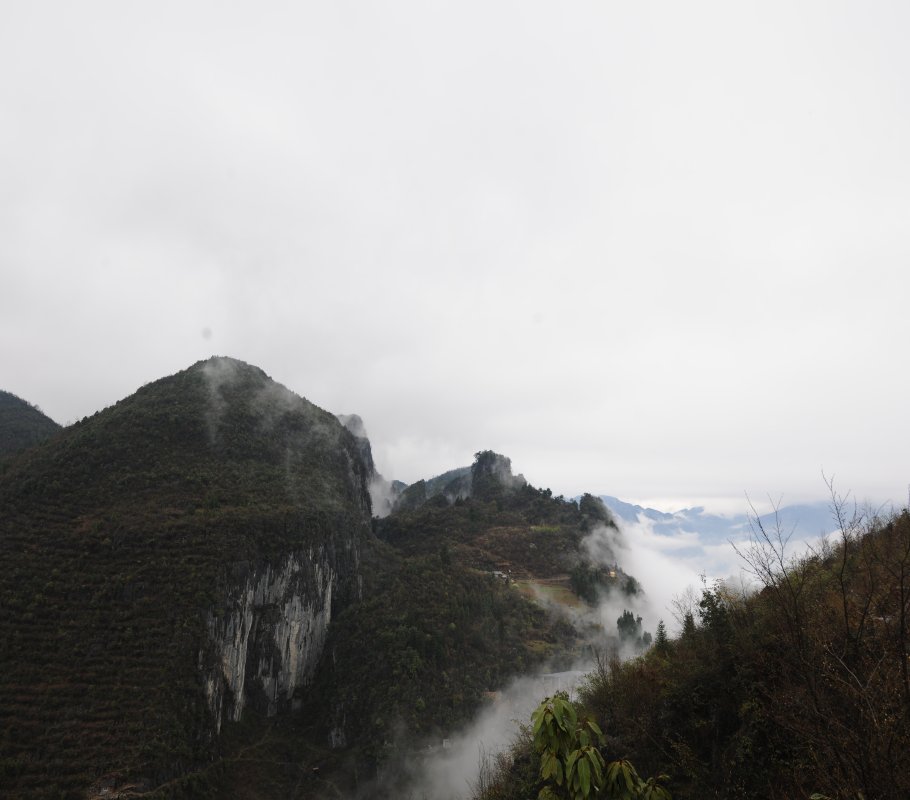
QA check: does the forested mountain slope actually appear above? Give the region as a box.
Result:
[0,357,372,798]
[208,455,643,799]
[0,389,61,460]
[0,360,648,800]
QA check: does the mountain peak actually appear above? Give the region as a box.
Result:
[471,449,526,499]
[0,389,61,459]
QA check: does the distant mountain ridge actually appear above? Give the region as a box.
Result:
[599,494,838,544]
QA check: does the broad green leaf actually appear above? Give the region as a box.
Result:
[566,749,580,780]
[590,751,604,787]
[578,757,591,798]
[541,752,556,780]
[622,762,635,792]
[566,702,578,731]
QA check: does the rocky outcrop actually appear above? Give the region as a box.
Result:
[202,547,344,733]
[392,452,526,512]
[471,450,526,499]
[337,412,404,517]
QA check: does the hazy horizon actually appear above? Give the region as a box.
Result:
[4,2,909,511]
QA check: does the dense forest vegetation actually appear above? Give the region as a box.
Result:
[0,359,373,799]
[0,390,60,460]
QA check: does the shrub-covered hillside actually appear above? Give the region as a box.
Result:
[475,502,910,800]
[316,475,599,751]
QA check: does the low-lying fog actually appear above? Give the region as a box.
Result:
[366,500,846,799]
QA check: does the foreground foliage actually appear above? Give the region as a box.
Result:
[533,693,607,800]
[476,694,670,800]
[477,500,910,800]
[583,502,910,800]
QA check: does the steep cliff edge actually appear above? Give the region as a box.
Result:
[211,453,628,799]
[337,412,403,516]
[203,548,338,732]
[0,358,371,798]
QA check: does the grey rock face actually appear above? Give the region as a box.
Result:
[202,547,339,732]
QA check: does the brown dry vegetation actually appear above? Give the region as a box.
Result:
[472,496,910,800]
[576,501,910,800]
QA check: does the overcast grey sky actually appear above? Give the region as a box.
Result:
[2,1,909,511]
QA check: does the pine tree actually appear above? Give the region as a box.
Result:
[654,619,669,655]
[682,611,696,638]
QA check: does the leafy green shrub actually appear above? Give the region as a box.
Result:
[533,694,606,800]
[531,695,670,800]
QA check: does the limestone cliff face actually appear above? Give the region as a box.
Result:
[202,543,354,733]
[337,412,403,517]
[192,360,374,733]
